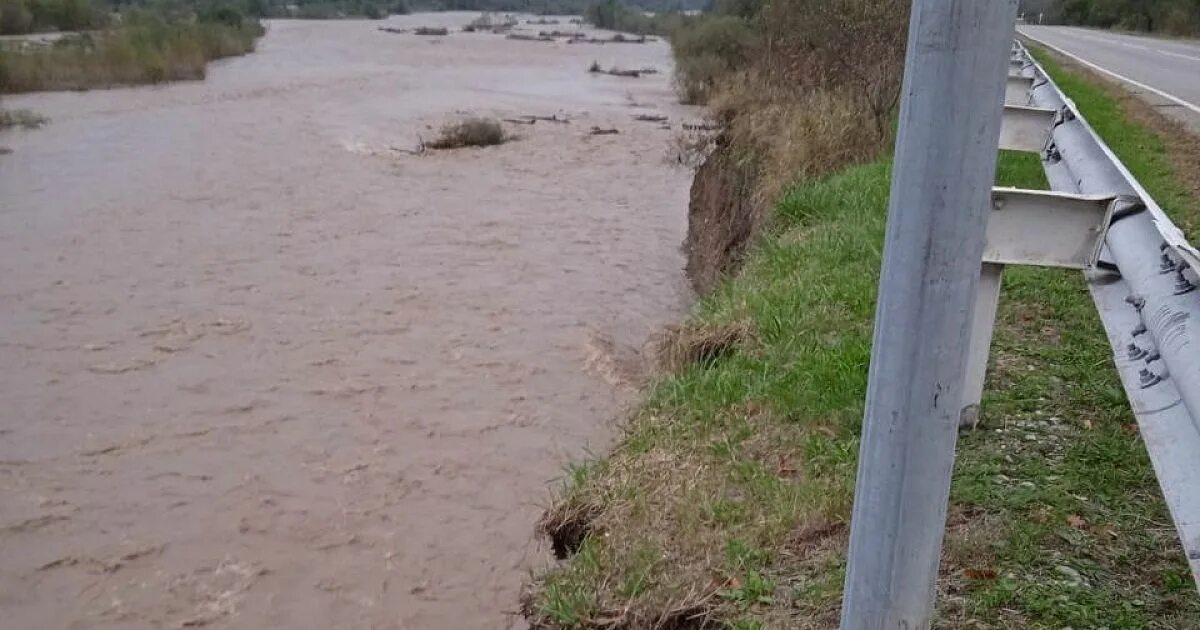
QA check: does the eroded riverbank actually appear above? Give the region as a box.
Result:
[0,14,693,628]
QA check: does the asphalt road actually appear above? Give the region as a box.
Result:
[1018,25,1200,124]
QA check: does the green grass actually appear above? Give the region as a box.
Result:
[523,55,1200,629]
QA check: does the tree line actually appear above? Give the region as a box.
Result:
[1020,0,1200,34]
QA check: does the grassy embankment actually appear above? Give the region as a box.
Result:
[522,40,1200,630]
[0,12,264,94]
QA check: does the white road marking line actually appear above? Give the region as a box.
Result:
[1159,49,1200,62]
[1054,28,1200,62]
[1020,30,1200,116]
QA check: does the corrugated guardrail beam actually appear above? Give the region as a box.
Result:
[1014,40,1200,586]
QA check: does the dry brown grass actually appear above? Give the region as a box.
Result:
[425,117,508,150]
[524,401,856,629]
[669,0,908,294]
[654,319,753,373]
[667,126,716,168]
[711,79,891,204]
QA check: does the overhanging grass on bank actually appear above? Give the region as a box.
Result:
[524,66,1200,629]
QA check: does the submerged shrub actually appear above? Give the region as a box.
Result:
[426,117,508,150]
[0,107,47,128]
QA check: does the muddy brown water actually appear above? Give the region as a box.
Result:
[0,14,693,629]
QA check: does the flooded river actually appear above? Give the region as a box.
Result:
[0,14,692,629]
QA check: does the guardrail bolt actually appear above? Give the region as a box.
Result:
[1138,368,1164,389]
[1132,322,1147,337]
[1159,253,1176,273]
[1127,343,1148,360]
[1173,270,1195,295]
[1054,106,1076,128]
[1145,350,1162,364]
[1125,294,1146,311]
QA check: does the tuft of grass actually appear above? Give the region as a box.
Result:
[0,108,47,129]
[525,143,1200,626]
[655,319,753,374]
[425,117,508,150]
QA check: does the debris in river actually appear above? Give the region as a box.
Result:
[569,34,653,45]
[633,114,668,123]
[378,27,408,34]
[413,27,449,36]
[391,143,426,156]
[589,127,620,136]
[539,30,585,39]
[682,122,722,131]
[589,63,642,78]
[506,33,554,42]
[503,114,570,125]
[427,117,509,149]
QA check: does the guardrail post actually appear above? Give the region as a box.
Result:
[839,1,1019,628]
[961,262,1004,428]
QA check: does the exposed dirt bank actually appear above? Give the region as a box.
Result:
[683,135,763,294]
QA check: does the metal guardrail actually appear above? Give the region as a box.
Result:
[1011,39,1200,586]
[840,7,1198,626]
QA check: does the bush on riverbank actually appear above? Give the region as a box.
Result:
[279,0,410,20]
[0,11,264,93]
[426,117,507,149]
[0,105,46,128]
[0,0,106,35]
[582,0,685,36]
[668,0,907,292]
[668,15,754,104]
